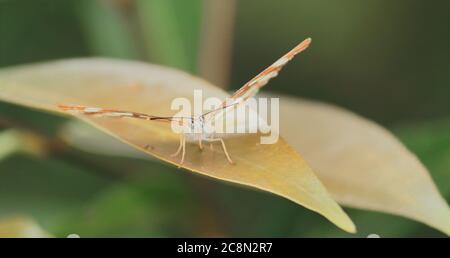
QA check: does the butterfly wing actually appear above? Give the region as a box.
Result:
[59,38,311,136]
[203,38,311,133]
[228,37,311,104]
[57,104,184,123]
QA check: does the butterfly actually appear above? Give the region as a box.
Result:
[58,38,311,165]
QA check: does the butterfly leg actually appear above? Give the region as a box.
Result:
[198,137,204,151]
[171,135,183,157]
[180,135,186,165]
[205,138,234,164]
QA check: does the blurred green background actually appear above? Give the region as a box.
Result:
[0,0,449,237]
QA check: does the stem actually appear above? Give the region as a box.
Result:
[197,0,236,88]
[106,0,149,59]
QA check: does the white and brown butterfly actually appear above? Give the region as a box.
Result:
[58,38,311,165]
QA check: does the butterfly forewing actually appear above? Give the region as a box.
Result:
[58,104,182,123]
[203,38,311,134]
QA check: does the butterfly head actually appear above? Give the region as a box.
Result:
[187,117,204,134]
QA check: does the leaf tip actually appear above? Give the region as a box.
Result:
[336,212,357,234]
[438,206,450,236]
[318,203,356,234]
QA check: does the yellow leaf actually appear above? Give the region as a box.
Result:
[272,94,450,235]
[0,58,355,233]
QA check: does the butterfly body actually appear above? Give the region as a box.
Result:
[58,38,312,165]
[183,117,214,142]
